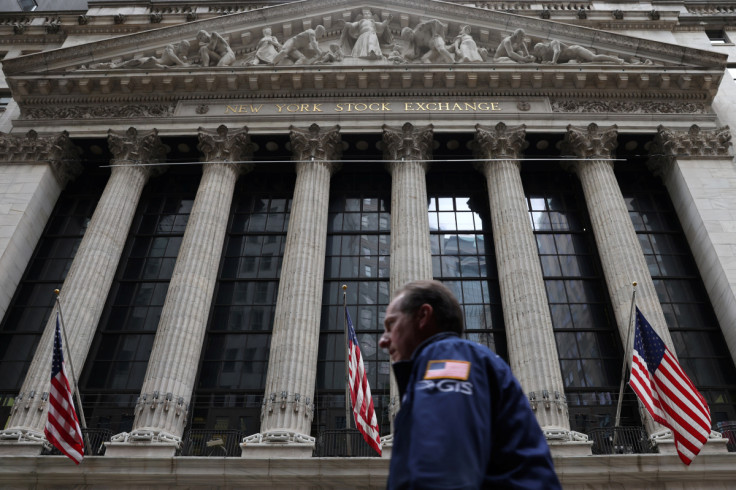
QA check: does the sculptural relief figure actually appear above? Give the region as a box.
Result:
[317,44,344,64]
[338,9,393,59]
[272,25,326,65]
[84,41,190,70]
[453,25,485,62]
[532,39,624,64]
[197,30,235,67]
[493,29,535,63]
[401,19,454,64]
[251,27,282,65]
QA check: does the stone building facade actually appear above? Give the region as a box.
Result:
[0,0,735,487]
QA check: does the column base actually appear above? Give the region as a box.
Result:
[379,434,393,459]
[104,429,181,458]
[241,431,315,459]
[0,428,46,455]
[654,430,729,455]
[544,428,593,456]
[0,441,44,456]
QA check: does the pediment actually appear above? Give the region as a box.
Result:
[1,0,727,117]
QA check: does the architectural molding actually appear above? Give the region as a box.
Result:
[197,124,255,165]
[473,122,527,160]
[107,127,168,169]
[382,122,434,162]
[289,123,342,162]
[562,122,618,159]
[653,124,732,159]
[551,100,709,114]
[0,129,82,185]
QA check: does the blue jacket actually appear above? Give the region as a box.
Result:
[388,332,561,489]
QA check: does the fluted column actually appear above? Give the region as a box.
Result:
[106,126,254,457]
[474,123,577,444]
[651,125,736,380]
[382,122,434,432]
[564,123,671,437]
[242,124,341,458]
[0,128,165,453]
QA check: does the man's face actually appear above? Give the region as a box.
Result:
[380,294,423,363]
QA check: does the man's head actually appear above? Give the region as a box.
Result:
[379,280,464,363]
[197,30,211,44]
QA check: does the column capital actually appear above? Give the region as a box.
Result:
[289,123,342,162]
[382,122,434,162]
[197,125,255,175]
[107,127,167,177]
[563,123,618,159]
[653,124,732,159]
[0,130,82,186]
[473,122,527,161]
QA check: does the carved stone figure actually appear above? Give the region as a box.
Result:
[453,25,485,62]
[493,29,534,63]
[251,27,282,65]
[85,41,190,70]
[338,9,393,59]
[272,25,326,65]
[401,19,454,64]
[317,44,344,64]
[197,30,235,67]
[532,40,624,64]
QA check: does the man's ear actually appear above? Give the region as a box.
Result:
[416,303,434,332]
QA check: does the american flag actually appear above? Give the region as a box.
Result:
[44,313,84,464]
[346,307,381,455]
[629,308,711,465]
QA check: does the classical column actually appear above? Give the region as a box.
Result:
[382,122,434,436]
[106,126,253,457]
[0,128,166,455]
[563,123,673,438]
[651,125,736,382]
[0,130,81,320]
[242,124,341,458]
[474,123,584,449]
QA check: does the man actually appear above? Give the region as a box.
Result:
[532,39,624,64]
[197,30,235,67]
[379,281,561,489]
[493,28,535,63]
[272,25,326,65]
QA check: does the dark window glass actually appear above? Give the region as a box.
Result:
[315,165,392,437]
[525,168,636,434]
[427,172,506,360]
[191,166,294,435]
[80,164,199,433]
[620,168,736,425]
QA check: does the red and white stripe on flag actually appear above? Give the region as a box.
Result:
[44,313,84,464]
[346,307,382,455]
[629,308,711,465]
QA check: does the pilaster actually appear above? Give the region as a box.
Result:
[0,130,81,322]
[106,126,253,457]
[650,124,736,377]
[0,128,166,454]
[474,123,586,450]
[242,124,341,458]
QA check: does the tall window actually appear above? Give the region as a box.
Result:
[0,164,105,428]
[524,167,633,433]
[620,168,736,425]
[80,166,199,433]
[427,170,506,359]
[316,167,391,435]
[191,170,293,435]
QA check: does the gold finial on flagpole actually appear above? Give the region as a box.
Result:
[632,281,637,287]
[342,284,347,291]
[54,289,60,295]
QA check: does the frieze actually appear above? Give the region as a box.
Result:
[551,100,708,114]
[23,104,175,120]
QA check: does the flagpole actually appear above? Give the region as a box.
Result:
[614,281,637,429]
[54,289,92,454]
[342,284,352,456]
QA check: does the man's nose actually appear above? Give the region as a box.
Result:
[378,334,389,348]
